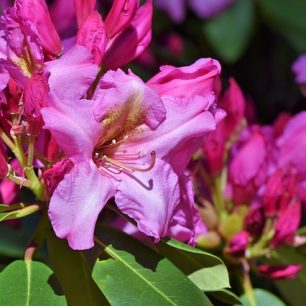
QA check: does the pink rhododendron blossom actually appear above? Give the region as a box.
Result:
[74,0,96,27]
[105,0,139,39]
[229,129,267,204]
[270,198,301,248]
[104,0,153,69]
[49,0,77,39]
[148,58,221,98]
[76,11,106,65]
[293,54,306,83]
[259,265,303,280]
[203,78,246,174]
[42,61,221,249]
[228,230,249,258]
[14,0,62,57]
[277,111,306,177]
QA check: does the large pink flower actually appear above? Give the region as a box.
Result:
[42,64,220,249]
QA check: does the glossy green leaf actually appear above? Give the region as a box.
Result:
[188,264,230,291]
[237,289,286,306]
[0,260,66,306]
[47,230,109,306]
[208,289,241,305]
[268,247,306,306]
[156,239,223,274]
[157,239,230,291]
[93,226,212,306]
[258,0,306,52]
[203,0,254,63]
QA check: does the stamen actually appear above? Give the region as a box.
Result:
[102,151,156,173]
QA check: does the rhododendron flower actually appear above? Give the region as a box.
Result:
[229,129,267,204]
[258,265,303,280]
[77,0,152,69]
[42,62,221,249]
[203,78,246,175]
[292,54,306,96]
[227,230,249,258]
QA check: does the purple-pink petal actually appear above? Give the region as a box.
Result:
[41,92,101,159]
[115,158,180,241]
[49,160,117,250]
[46,44,98,99]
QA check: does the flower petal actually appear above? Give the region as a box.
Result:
[46,44,98,99]
[93,69,166,147]
[115,158,179,241]
[167,172,202,245]
[49,160,117,250]
[41,92,101,159]
[123,94,217,174]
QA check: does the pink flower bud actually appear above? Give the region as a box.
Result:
[24,71,49,118]
[263,169,285,218]
[230,129,267,204]
[15,0,62,56]
[219,78,246,133]
[77,11,106,65]
[104,0,153,69]
[228,230,249,258]
[258,265,303,280]
[270,198,301,248]
[105,0,139,39]
[244,205,265,238]
[74,0,96,27]
[43,159,74,195]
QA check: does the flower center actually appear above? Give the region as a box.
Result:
[94,137,156,175]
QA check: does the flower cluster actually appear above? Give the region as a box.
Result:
[193,77,306,280]
[0,0,223,250]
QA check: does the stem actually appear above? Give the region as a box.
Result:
[87,66,104,99]
[6,172,32,188]
[27,135,35,168]
[12,135,27,167]
[12,134,45,200]
[242,260,257,306]
[0,127,15,151]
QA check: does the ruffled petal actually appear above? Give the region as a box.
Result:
[93,69,166,147]
[121,94,217,174]
[49,160,117,250]
[46,44,98,99]
[115,158,179,241]
[41,92,101,159]
[167,172,202,245]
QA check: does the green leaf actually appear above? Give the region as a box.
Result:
[47,230,109,306]
[237,289,286,306]
[156,239,223,274]
[258,0,306,52]
[157,239,230,291]
[188,264,230,291]
[203,0,254,63]
[0,260,66,306]
[208,289,242,305]
[93,226,212,306]
[0,204,40,221]
[268,247,306,306]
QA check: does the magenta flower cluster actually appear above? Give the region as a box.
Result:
[0,0,223,250]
